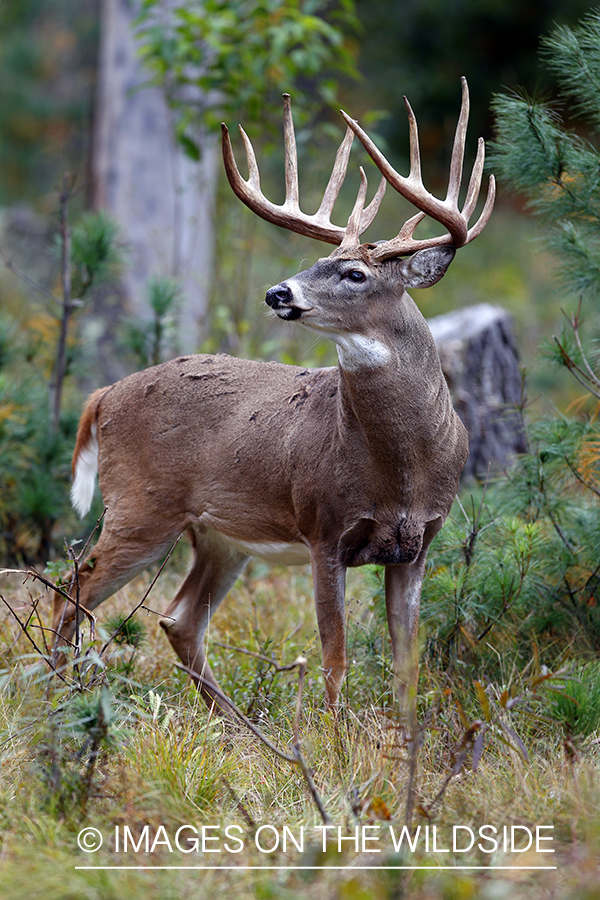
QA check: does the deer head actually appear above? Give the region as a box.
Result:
[222,78,494,373]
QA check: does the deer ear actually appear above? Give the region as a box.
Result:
[398,246,455,289]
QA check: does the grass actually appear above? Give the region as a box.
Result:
[1,544,600,900]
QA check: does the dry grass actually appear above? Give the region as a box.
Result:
[1,556,599,900]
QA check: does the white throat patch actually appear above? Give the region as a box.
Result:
[333,333,391,371]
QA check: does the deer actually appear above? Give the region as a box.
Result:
[53,77,494,718]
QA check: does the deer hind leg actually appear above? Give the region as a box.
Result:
[52,524,179,656]
[160,527,249,716]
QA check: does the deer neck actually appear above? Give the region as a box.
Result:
[333,298,454,467]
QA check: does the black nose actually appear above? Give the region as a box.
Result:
[265,283,292,309]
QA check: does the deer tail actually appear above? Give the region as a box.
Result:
[70,387,109,518]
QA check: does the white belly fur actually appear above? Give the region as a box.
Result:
[222,536,311,565]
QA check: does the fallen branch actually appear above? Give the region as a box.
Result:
[175,655,331,824]
[211,639,312,672]
[291,656,331,824]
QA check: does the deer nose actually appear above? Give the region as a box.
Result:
[265,283,293,309]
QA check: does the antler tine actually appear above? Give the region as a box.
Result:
[358,176,387,232]
[466,173,496,242]
[338,167,369,250]
[316,126,354,220]
[222,122,263,201]
[239,126,261,189]
[462,136,485,222]
[446,76,469,205]
[282,93,300,209]
[221,95,389,247]
[317,122,387,235]
[404,96,422,182]
[342,77,495,254]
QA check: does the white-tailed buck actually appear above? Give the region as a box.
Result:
[55,78,494,714]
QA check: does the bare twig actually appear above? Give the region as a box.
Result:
[28,624,76,646]
[175,656,331,823]
[173,660,297,763]
[0,250,59,306]
[564,454,600,499]
[547,508,578,555]
[0,594,69,684]
[425,720,482,819]
[68,545,82,658]
[74,507,108,564]
[565,300,600,389]
[140,605,175,620]
[554,336,600,401]
[221,777,257,830]
[0,567,96,629]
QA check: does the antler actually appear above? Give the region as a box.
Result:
[221,94,386,247]
[341,77,496,260]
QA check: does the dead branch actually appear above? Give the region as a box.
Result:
[0,567,96,630]
[291,656,331,824]
[175,656,331,824]
[211,639,312,672]
[0,594,69,685]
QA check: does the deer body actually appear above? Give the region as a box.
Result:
[55,80,492,714]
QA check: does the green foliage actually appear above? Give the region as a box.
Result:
[104,613,147,649]
[490,10,600,302]
[418,402,600,682]
[69,210,124,298]
[135,0,360,156]
[122,276,181,368]
[0,205,123,563]
[551,660,600,738]
[30,682,125,816]
[0,340,74,562]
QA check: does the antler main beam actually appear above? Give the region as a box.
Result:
[221,94,386,246]
[341,77,496,259]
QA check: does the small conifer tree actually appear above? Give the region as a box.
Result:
[490,9,600,302]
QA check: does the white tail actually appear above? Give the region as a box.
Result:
[70,428,98,518]
[56,81,493,717]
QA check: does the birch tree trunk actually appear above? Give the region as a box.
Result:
[91,0,217,354]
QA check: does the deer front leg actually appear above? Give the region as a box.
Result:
[384,562,425,719]
[385,518,443,718]
[311,548,347,711]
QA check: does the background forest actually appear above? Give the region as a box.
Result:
[1,2,600,899]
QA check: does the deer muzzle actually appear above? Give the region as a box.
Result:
[265,282,304,320]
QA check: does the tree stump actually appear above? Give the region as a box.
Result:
[428,303,527,479]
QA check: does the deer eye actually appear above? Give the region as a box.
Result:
[345,269,366,283]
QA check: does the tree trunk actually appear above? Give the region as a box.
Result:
[91,0,217,354]
[428,303,527,479]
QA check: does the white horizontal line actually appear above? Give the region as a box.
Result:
[75,865,558,871]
